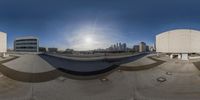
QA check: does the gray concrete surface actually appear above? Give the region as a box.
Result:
[0,54,199,100]
[3,55,55,73]
[121,55,156,67]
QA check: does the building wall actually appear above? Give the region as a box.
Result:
[139,42,146,52]
[48,48,58,53]
[14,36,39,52]
[133,45,139,52]
[156,29,200,53]
[0,32,7,53]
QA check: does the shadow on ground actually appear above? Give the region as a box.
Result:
[0,53,148,83]
[120,56,165,71]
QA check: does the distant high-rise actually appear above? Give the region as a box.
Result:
[133,45,139,52]
[139,42,146,52]
[122,43,127,51]
[146,45,149,52]
[108,42,127,51]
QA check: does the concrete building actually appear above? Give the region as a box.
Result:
[146,45,150,52]
[0,32,7,57]
[139,42,146,52]
[39,47,47,52]
[48,48,58,53]
[133,45,139,52]
[14,36,39,52]
[156,29,200,60]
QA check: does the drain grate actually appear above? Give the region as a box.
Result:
[157,77,167,82]
[166,72,172,75]
[100,77,109,82]
[117,70,122,72]
[58,76,66,82]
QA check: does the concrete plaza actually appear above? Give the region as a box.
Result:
[0,54,199,100]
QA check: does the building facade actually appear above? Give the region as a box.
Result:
[0,32,7,57]
[48,48,58,53]
[39,47,47,52]
[156,29,200,60]
[133,45,139,52]
[139,42,146,52]
[14,36,39,52]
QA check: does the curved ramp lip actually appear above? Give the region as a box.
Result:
[0,56,120,82]
[0,53,147,82]
[120,56,165,71]
[43,53,145,62]
[57,64,119,76]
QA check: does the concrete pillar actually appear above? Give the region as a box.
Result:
[2,53,6,57]
[178,54,181,59]
[170,54,173,59]
[181,53,188,60]
[156,53,159,56]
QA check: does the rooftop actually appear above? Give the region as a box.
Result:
[0,53,200,100]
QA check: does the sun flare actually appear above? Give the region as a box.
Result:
[85,36,93,43]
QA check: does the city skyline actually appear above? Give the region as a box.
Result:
[1,0,200,50]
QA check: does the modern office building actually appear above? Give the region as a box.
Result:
[139,42,146,52]
[14,36,39,52]
[0,32,7,57]
[156,29,200,60]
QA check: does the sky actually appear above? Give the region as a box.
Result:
[1,0,200,50]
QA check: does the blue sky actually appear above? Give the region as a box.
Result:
[1,0,200,50]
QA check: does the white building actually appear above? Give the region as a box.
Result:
[139,42,146,52]
[14,36,39,52]
[0,32,7,57]
[156,29,200,60]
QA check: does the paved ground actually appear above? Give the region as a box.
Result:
[0,54,145,82]
[120,55,165,71]
[3,55,55,73]
[39,54,112,72]
[121,55,156,67]
[0,54,199,100]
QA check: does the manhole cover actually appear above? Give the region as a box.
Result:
[0,74,3,78]
[166,72,172,75]
[118,70,122,72]
[100,77,109,82]
[58,77,66,82]
[175,62,179,64]
[157,77,167,82]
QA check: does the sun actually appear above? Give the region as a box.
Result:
[85,37,93,43]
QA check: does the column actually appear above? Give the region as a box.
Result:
[178,54,181,59]
[170,54,173,59]
[181,53,188,60]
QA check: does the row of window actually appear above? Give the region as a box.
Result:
[15,39,37,42]
[15,50,37,52]
[15,43,37,45]
[15,47,37,49]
